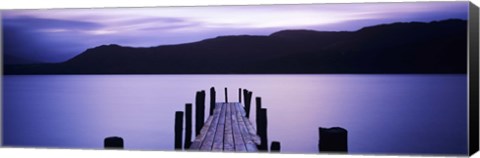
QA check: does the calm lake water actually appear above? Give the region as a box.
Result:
[2,75,468,155]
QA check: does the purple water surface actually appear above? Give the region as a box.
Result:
[2,75,467,155]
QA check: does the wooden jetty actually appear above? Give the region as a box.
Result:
[174,87,277,152]
[189,102,261,151]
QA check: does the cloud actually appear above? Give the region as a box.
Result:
[109,17,205,33]
[4,16,102,32]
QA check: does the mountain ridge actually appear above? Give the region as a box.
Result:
[4,19,467,74]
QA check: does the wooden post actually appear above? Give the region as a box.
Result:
[209,87,216,116]
[318,127,348,153]
[243,89,247,103]
[257,108,268,151]
[255,97,262,130]
[244,90,252,118]
[195,91,205,136]
[224,87,228,103]
[271,141,281,152]
[243,89,248,116]
[184,103,192,149]
[174,111,184,150]
[238,88,242,103]
[104,136,124,149]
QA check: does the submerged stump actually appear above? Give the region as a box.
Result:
[104,136,124,149]
[271,141,281,152]
[318,127,348,153]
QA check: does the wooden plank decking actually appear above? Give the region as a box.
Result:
[189,102,261,152]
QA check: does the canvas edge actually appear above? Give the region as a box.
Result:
[468,1,480,156]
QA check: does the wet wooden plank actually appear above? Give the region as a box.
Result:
[236,104,261,145]
[199,103,223,150]
[231,103,247,152]
[212,102,227,151]
[235,104,258,152]
[223,103,235,151]
[189,116,214,150]
[237,103,247,116]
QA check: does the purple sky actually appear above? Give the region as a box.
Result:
[1,2,469,63]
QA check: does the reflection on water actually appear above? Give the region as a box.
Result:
[3,75,467,155]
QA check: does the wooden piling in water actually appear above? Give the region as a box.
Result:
[224,87,228,103]
[257,108,268,151]
[210,87,216,116]
[184,103,192,149]
[195,91,205,136]
[174,111,184,150]
[243,90,248,114]
[270,141,281,152]
[243,90,252,118]
[104,136,124,149]
[255,97,262,130]
[318,127,348,153]
[238,88,242,103]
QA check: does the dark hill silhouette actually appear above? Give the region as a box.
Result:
[3,54,42,65]
[4,19,467,74]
